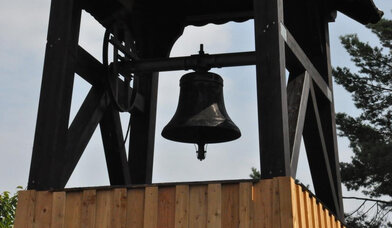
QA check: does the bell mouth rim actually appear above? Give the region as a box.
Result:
[161,125,241,144]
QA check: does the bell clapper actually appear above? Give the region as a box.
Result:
[196,143,206,161]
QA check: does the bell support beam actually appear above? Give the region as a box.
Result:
[287,72,310,177]
[76,46,145,112]
[127,13,184,184]
[59,87,110,186]
[280,24,332,102]
[28,0,82,190]
[120,51,256,73]
[100,105,132,185]
[253,0,291,178]
[303,80,340,216]
[282,0,343,218]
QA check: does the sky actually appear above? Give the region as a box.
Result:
[0,0,391,215]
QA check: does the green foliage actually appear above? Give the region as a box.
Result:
[249,167,261,180]
[333,18,392,226]
[0,187,22,228]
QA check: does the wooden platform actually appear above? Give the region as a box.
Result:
[14,177,344,227]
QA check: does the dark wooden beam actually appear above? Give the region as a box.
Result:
[60,87,110,186]
[100,106,132,185]
[253,0,291,178]
[303,80,340,216]
[127,13,184,184]
[315,23,345,219]
[287,72,310,177]
[76,46,145,112]
[128,71,159,184]
[28,0,82,190]
[281,24,332,102]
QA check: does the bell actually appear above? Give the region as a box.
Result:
[162,70,241,160]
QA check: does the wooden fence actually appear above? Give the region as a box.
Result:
[14,177,345,227]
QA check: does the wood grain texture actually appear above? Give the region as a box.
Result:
[311,197,320,228]
[144,186,158,228]
[222,184,239,228]
[33,191,53,228]
[207,184,221,228]
[296,185,306,227]
[14,178,346,228]
[304,190,313,228]
[290,179,300,228]
[239,182,252,228]
[111,188,127,228]
[158,187,176,228]
[126,188,145,228]
[253,179,273,228]
[64,191,82,228]
[277,177,294,228]
[325,211,331,228]
[189,185,207,228]
[272,178,281,228]
[51,192,66,228]
[81,190,96,228]
[175,185,189,228]
[14,190,36,228]
[317,203,326,228]
[95,190,113,228]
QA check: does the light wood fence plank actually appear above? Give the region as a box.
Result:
[222,184,239,228]
[239,182,252,228]
[207,184,221,228]
[272,178,281,228]
[81,190,96,228]
[277,177,294,228]
[189,185,207,228]
[175,185,189,228]
[304,190,313,228]
[95,190,112,228]
[126,188,144,228]
[14,190,36,228]
[325,211,331,228]
[158,187,176,228]
[290,180,300,228]
[296,185,306,227]
[253,179,273,228]
[111,188,127,228]
[64,191,82,228]
[33,191,53,228]
[144,186,158,228]
[311,197,319,228]
[317,203,325,228]
[51,192,66,228]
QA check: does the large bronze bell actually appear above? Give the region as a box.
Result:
[162,70,241,160]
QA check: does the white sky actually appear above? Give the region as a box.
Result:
[0,0,391,216]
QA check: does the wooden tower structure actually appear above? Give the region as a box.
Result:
[16,0,383,227]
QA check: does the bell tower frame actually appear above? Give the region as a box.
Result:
[26,0,382,221]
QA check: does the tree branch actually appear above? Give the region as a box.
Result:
[343,196,392,205]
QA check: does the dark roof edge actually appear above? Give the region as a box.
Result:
[336,0,384,25]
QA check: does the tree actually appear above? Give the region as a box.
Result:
[333,18,392,227]
[0,188,21,228]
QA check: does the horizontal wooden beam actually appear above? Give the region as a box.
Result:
[280,23,332,102]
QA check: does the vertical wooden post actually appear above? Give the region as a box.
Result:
[28,0,82,190]
[253,0,291,178]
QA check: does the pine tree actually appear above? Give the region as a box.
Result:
[333,18,392,227]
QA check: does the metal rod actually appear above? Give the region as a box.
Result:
[119,51,256,74]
